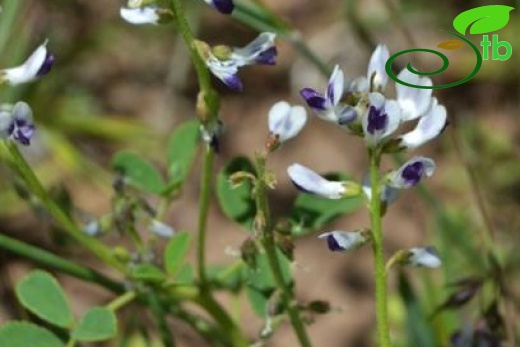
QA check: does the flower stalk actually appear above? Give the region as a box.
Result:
[369,149,391,347]
[254,152,313,347]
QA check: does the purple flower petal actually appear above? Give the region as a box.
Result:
[255,46,277,65]
[211,0,234,14]
[36,52,54,77]
[300,88,327,111]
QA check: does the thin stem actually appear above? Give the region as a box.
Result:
[0,233,124,293]
[196,147,215,284]
[368,149,391,347]
[1,141,125,272]
[107,291,138,311]
[146,292,176,347]
[254,153,312,347]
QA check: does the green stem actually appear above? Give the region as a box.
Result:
[196,147,215,283]
[369,150,391,347]
[107,291,138,311]
[1,141,125,272]
[0,233,124,293]
[254,153,312,347]
[146,292,176,347]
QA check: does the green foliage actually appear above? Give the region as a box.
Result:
[245,249,292,317]
[166,120,200,189]
[164,231,191,275]
[290,173,362,236]
[112,151,166,195]
[131,264,166,283]
[216,157,257,230]
[15,271,73,329]
[0,322,64,347]
[71,307,117,342]
[453,5,514,35]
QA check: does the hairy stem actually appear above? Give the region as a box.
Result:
[255,153,312,347]
[369,150,391,347]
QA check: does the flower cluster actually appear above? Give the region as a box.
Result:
[0,41,54,146]
[288,45,447,268]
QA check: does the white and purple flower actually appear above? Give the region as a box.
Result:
[349,44,390,92]
[148,219,176,238]
[268,101,307,145]
[300,65,357,125]
[361,173,399,205]
[318,230,369,252]
[407,246,441,268]
[203,0,234,14]
[204,32,277,91]
[1,41,54,85]
[120,6,160,25]
[362,92,401,146]
[388,157,436,189]
[287,163,359,199]
[0,102,35,146]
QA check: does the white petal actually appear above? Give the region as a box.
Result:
[11,102,33,122]
[347,76,369,93]
[382,99,401,138]
[231,32,276,66]
[408,247,441,268]
[149,220,175,238]
[268,101,307,142]
[0,110,12,138]
[318,231,366,251]
[2,42,49,85]
[287,163,345,199]
[396,68,433,121]
[83,221,100,236]
[367,44,390,90]
[120,6,159,25]
[400,98,447,149]
[326,65,344,106]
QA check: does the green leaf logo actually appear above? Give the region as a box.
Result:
[453,5,514,35]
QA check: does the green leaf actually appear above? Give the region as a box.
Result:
[71,307,117,342]
[247,249,292,291]
[131,264,166,283]
[166,120,200,188]
[245,286,269,317]
[216,157,256,230]
[112,151,165,195]
[453,5,514,35]
[175,264,194,284]
[164,231,191,275]
[0,321,64,347]
[289,173,362,236]
[15,271,73,328]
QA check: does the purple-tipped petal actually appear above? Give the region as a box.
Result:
[287,163,346,199]
[300,88,327,111]
[366,105,388,134]
[326,65,344,106]
[389,157,436,189]
[223,74,243,91]
[255,46,277,65]
[210,0,234,14]
[318,231,367,252]
[36,52,54,77]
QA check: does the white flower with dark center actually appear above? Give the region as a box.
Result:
[388,157,436,189]
[0,102,35,146]
[148,219,175,238]
[396,69,434,121]
[120,6,160,25]
[399,98,447,150]
[318,230,369,252]
[205,33,277,92]
[268,101,307,144]
[407,246,441,268]
[300,65,357,125]
[362,92,401,146]
[1,41,54,85]
[287,163,355,199]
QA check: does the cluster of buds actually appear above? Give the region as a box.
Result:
[0,41,55,145]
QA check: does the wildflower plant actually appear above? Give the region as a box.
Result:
[0,1,516,347]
